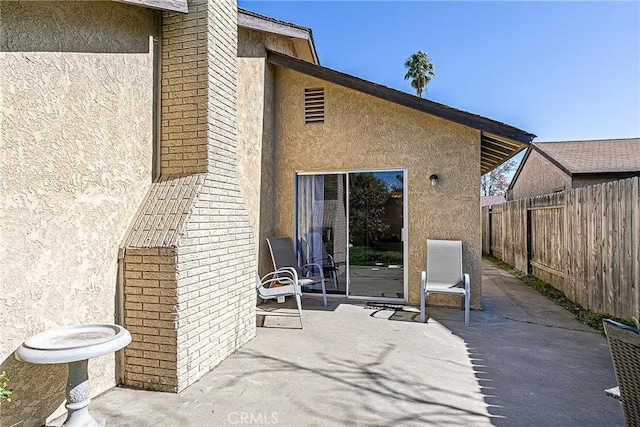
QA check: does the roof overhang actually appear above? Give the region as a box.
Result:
[238,8,319,64]
[113,0,188,13]
[267,50,534,173]
[481,132,528,175]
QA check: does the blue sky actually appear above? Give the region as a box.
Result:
[238,0,639,153]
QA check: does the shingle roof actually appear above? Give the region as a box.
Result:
[533,138,640,174]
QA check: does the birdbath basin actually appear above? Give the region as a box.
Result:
[16,324,131,427]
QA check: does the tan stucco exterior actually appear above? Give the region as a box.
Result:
[1,1,157,424]
[270,68,483,308]
[237,27,293,275]
[238,27,298,59]
[509,149,571,200]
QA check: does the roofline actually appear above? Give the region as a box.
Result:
[507,146,532,192]
[531,144,573,176]
[534,137,640,144]
[507,144,572,192]
[266,50,535,144]
[573,171,640,178]
[238,8,319,65]
[114,0,188,13]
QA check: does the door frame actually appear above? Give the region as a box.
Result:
[294,168,408,303]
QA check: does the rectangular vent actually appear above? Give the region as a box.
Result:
[304,88,325,124]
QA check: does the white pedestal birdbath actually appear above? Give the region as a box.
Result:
[16,324,132,427]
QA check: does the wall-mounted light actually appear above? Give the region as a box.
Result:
[429,174,439,187]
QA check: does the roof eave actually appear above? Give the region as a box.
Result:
[267,50,534,144]
[114,0,188,13]
[238,8,319,65]
[267,50,534,173]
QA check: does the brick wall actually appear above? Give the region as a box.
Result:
[122,0,256,392]
[173,0,256,390]
[123,247,178,392]
[160,2,208,176]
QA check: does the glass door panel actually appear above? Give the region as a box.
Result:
[296,174,347,294]
[296,170,405,300]
[348,171,404,298]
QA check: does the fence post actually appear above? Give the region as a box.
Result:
[526,197,532,275]
[634,177,640,323]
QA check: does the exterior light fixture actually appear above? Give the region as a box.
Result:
[429,174,439,187]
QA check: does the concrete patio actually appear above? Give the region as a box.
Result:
[51,260,624,426]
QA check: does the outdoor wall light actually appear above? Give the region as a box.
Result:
[430,174,439,187]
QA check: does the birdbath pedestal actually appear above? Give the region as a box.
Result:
[16,324,132,427]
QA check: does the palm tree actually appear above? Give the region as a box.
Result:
[404,51,435,97]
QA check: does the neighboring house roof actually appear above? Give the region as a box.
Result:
[117,0,188,13]
[481,195,505,207]
[531,138,640,174]
[238,8,319,65]
[509,137,640,191]
[266,50,536,173]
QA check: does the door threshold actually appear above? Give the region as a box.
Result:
[302,293,406,304]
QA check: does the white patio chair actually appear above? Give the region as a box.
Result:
[267,237,327,306]
[420,239,470,327]
[256,268,303,328]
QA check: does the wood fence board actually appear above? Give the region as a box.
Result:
[619,179,633,317]
[586,185,595,311]
[576,187,583,304]
[612,182,620,315]
[482,206,491,254]
[595,184,604,311]
[604,182,613,313]
[564,191,573,300]
[634,177,640,320]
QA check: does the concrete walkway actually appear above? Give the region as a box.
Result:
[54,260,624,426]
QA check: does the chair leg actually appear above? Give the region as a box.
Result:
[321,278,327,306]
[420,290,426,323]
[464,293,470,327]
[295,294,303,329]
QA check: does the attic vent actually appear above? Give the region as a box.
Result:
[304,88,325,124]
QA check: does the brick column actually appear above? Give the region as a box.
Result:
[122,248,178,392]
[160,1,208,176]
[121,0,256,392]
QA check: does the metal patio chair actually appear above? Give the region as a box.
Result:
[302,231,340,291]
[603,318,640,426]
[420,239,470,327]
[256,268,303,328]
[267,237,327,306]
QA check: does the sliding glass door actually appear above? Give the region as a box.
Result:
[347,171,404,299]
[295,170,406,301]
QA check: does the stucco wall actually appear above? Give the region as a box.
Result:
[237,27,297,59]
[237,29,291,275]
[0,2,156,425]
[509,149,571,200]
[272,68,482,308]
[237,58,268,273]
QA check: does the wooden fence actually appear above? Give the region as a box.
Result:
[482,176,640,319]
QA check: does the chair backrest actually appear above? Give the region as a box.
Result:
[426,239,463,284]
[303,231,326,263]
[603,319,640,425]
[266,237,301,274]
